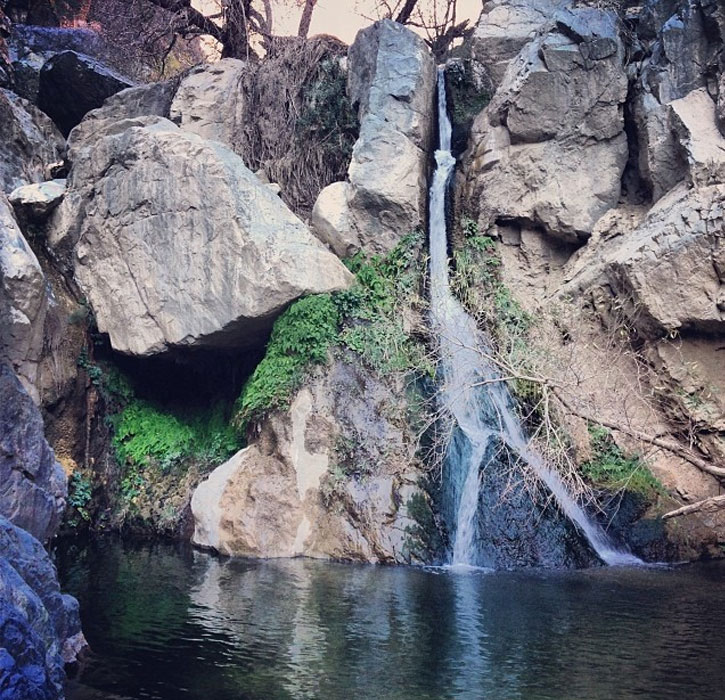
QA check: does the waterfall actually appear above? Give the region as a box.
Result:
[428,67,641,568]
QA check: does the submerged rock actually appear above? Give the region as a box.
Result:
[51,116,353,356]
[312,20,435,256]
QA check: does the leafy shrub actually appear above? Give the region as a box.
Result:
[582,426,663,499]
[68,472,93,523]
[234,294,340,429]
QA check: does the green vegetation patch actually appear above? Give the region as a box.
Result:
[234,232,432,430]
[582,426,663,500]
[234,294,340,430]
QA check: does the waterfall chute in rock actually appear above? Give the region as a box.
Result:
[428,67,641,568]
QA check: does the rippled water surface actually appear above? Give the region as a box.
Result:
[57,540,725,700]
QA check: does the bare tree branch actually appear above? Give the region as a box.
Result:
[662,495,725,520]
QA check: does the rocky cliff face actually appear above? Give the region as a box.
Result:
[457,0,725,552]
[192,358,428,563]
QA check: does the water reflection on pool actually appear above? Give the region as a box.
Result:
[57,539,725,700]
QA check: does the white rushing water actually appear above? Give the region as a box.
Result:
[428,68,641,568]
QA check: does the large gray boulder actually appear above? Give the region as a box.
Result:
[37,50,134,135]
[311,20,435,257]
[0,364,66,544]
[0,193,49,402]
[463,8,628,243]
[0,88,64,194]
[192,359,425,563]
[51,117,353,356]
[469,0,570,86]
[0,515,84,699]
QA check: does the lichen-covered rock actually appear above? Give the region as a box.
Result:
[37,50,134,135]
[0,364,66,543]
[0,194,50,402]
[312,20,435,256]
[51,116,353,356]
[0,515,85,699]
[462,7,628,243]
[0,88,64,194]
[192,359,428,563]
[469,0,570,86]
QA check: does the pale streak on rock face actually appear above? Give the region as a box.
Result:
[53,117,353,356]
[670,88,725,187]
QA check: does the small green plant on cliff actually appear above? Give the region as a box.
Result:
[339,231,432,376]
[581,425,663,500]
[67,472,93,524]
[234,294,340,430]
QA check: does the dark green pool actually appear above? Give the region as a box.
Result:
[57,539,725,700]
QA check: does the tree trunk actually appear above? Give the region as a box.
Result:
[297,0,317,38]
[395,0,418,24]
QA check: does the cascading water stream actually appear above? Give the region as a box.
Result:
[428,67,641,568]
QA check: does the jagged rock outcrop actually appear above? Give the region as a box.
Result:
[565,183,725,339]
[0,194,50,402]
[632,0,725,200]
[37,50,134,135]
[469,0,569,86]
[462,7,629,243]
[192,359,426,563]
[311,20,435,257]
[50,116,353,356]
[0,515,84,700]
[0,87,63,193]
[0,363,66,543]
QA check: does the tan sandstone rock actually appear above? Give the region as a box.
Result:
[192,360,426,563]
